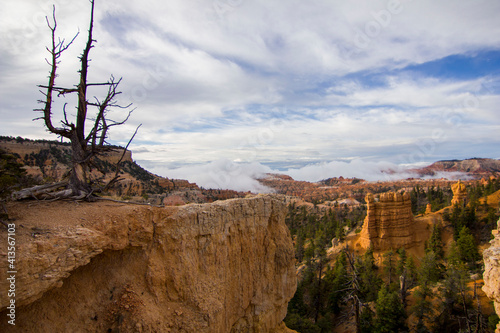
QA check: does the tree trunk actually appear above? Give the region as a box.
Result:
[461,289,472,333]
[314,258,323,323]
[400,272,407,307]
[355,297,361,333]
[68,133,91,196]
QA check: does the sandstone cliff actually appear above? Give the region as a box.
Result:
[0,195,297,332]
[359,192,416,251]
[483,219,500,333]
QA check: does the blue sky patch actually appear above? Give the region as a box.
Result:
[403,50,500,80]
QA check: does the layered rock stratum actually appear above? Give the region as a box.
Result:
[483,219,500,333]
[0,195,297,332]
[359,192,416,251]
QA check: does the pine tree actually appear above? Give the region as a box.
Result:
[383,250,397,287]
[435,254,471,332]
[451,205,477,239]
[1,149,34,225]
[312,245,327,323]
[447,240,461,267]
[357,248,382,302]
[374,285,408,333]
[295,231,305,263]
[419,251,441,284]
[426,223,444,259]
[1,150,28,197]
[396,248,407,277]
[326,252,348,314]
[456,226,480,268]
[324,210,337,242]
[360,305,375,333]
[412,251,440,331]
[304,238,316,261]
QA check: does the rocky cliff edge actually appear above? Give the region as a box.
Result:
[0,195,297,332]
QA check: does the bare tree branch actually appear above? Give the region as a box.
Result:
[39,5,79,139]
[103,124,142,192]
[75,0,96,146]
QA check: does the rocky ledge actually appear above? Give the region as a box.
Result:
[0,195,297,332]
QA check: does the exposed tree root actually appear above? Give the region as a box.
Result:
[11,182,90,201]
[11,182,165,207]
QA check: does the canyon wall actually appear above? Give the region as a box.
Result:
[483,219,500,333]
[0,195,297,332]
[359,192,416,251]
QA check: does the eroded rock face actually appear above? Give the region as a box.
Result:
[451,180,468,206]
[359,192,416,251]
[483,219,500,333]
[0,195,297,333]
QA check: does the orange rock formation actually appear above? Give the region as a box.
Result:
[425,203,432,214]
[451,180,468,206]
[359,191,415,251]
[0,195,296,332]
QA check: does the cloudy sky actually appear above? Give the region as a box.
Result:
[1,0,500,190]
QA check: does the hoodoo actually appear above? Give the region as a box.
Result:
[359,191,416,251]
[451,180,468,206]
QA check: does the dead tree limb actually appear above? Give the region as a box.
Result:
[103,124,142,192]
[12,181,68,200]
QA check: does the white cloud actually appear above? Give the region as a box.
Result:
[150,159,274,193]
[294,159,435,182]
[1,0,499,175]
[143,158,472,193]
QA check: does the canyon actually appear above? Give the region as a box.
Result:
[3,137,500,332]
[0,195,297,332]
[259,172,478,206]
[3,137,497,207]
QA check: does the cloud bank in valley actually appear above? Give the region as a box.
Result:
[147,158,470,193]
[151,159,274,193]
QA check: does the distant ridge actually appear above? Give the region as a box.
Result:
[414,158,500,177]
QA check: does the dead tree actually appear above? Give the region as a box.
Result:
[25,0,136,200]
[340,247,362,333]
